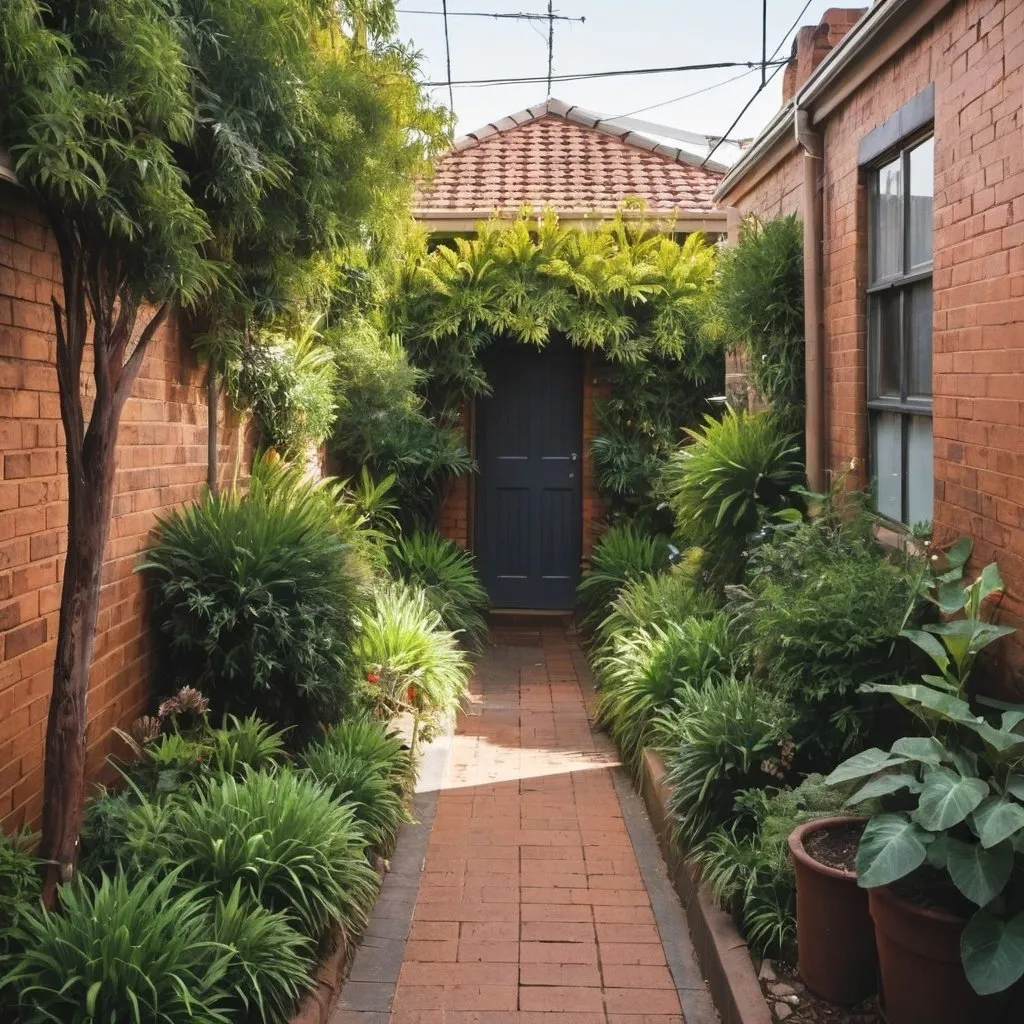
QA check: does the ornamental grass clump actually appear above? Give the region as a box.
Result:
[388,531,489,652]
[142,456,368,737]
[661,408,804,583]
[1,869,234,1024]
[661,676,795,849]
[592,553,714,654]
[355,582,471,743]
[595,613,737,770]
[137,769,379,940]
[576,523,670,629]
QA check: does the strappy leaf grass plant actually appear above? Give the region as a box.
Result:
[389,531,489,651]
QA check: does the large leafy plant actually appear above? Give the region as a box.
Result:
[142,456,368,737]
[661,408,804,583]
[828,561,1023,996]
[707,214,805,427]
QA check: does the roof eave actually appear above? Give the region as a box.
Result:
[412,207,728,233]
[713,100,795,202]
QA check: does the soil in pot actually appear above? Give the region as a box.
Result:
[790,817,876,1006]
[869,878,1016,1024]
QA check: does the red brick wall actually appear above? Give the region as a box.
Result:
[0,183,250,828]
[719,0,1024,684]
[730,148,805,220]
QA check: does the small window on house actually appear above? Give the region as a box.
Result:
[867,134,934,528]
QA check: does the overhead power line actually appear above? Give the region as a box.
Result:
[398,7,584,21]
[701,0,814,168]
[421,58,788,89]
[441,0,454,113]
[606,67,758,121]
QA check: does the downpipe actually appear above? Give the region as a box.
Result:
[795,105,826,495]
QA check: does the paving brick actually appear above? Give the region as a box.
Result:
[384,637,710,1023]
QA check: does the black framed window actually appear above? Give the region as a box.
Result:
[867,134,934,528]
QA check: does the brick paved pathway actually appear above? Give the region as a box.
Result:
[378,625,704,1024]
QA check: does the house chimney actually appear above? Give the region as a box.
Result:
[781,7,867,103]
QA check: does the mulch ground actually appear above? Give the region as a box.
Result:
[757,960,880,1024]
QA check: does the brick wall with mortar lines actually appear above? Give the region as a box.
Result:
[0,183,250,829]
[723,0,1024,685]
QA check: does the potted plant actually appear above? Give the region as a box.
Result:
[827,558,1024,1024]
[788,814,876,1004]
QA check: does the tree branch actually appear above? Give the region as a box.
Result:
[117,302,169,411]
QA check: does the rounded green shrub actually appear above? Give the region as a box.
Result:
[141,457,367,737]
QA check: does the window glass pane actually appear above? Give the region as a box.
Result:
[907,416,933,527]
[873,156,903,281]
[872,290,902,398]
[872,412,903,521]
[908,280,933,397]
[908,138,934,269]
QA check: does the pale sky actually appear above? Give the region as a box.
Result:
[397,0,846,157]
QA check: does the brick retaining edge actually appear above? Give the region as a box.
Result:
[289,926,355,1024]
[639,748,772,1024]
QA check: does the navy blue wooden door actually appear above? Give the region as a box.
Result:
[476,338,583,609]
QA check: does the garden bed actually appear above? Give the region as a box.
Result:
[638,749,881,1024]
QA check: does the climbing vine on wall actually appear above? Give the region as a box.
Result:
[392,209,723,526]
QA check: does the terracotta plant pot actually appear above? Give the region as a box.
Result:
[869,883,1008,1024]
[788,815,876,1005]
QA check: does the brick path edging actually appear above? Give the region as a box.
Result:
[290,930,355,1024]
[639,749,773,1024]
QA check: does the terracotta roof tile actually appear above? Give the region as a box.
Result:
[413,100,723,219]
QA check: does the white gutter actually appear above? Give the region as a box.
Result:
[713,100,793,201]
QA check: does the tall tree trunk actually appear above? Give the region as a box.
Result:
[207,368,218,497]
[39,232,168,899]
[40,406,118,897]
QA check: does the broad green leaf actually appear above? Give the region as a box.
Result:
[971,796,1024,848]
[946,536,973,569]
[1002,710,1024,733]
[901,629,950,672]
[847,772,922,805]
[961,718,1024,754]
[925,620,976,672]
[926,833,958,869]
[891,736,950,766]
[978,562,1006,604]
[826,748,908,786]
[1005,775,1024,802]
[936,580,967,614]
[856,813,932,888]
[968,623,1017,657]
[961,910,1024,996]
[945,838,1014,906]
[859,683,978,726]
[913,768,988,831]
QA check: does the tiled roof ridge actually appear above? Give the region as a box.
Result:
[452,97,722,173]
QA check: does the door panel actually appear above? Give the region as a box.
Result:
[476,338,582,609]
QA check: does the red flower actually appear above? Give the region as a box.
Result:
[406,685,417,704]
[366,672,381,685]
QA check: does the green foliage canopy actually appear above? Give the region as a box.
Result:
[392,210,724,519]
